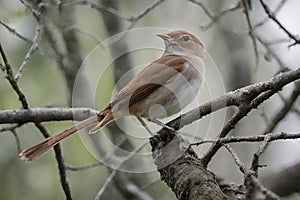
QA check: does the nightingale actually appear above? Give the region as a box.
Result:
[20,30,205,161]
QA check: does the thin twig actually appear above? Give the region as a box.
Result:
[0,19,32,44]
[142,178,161,191]
[250,134,272,176]
[66,0,130,21]
[67,25,103,45]
[94,140,149,199]
[191,132,300,146]
[242,0,259,67]
[94,169,117,200]
[0,124,21,133]
[264,81,300,134]
[66,136,128,171]
[19,0,41,20]
[66,161,104,171]
[253,0,287,29]
[223,143,248,174]
[187,0,213,19]
[129,0,165,22]
[255,34,286,69]
[10,129,22,153]
[15,25,41,81]
[223,143,282,199]
[200,2,242,30]
[0,43,29,108]
[260,0,300,47]
[128,0,165,29]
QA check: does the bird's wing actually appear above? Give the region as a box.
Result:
[111,55,186,112]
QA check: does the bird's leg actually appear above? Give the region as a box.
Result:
[148,118,176,132]
[136,116,155,136]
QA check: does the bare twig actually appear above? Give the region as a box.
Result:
[0,43,29,108]
[223,143,282,200]
[0,19,32,43]
[191,132,300,146]
[127,0,165,29]
[64,0,130,21]
[223,143,248,174]
[94,169,117,200]
[15,25,41,81]
[10,129,22,153]
[253,0,287,29]
[187,0,214,19]
[19,0,41,20]
[250,134,272,176]
[66,161,105,171]
[67,25,103,45]
[121,181,153,200]
[255,35,286,69]
[242,0,259,66]
[94,140,149,199]
[66,136,128,171]
[260,0,300,47]
[0,124,21,133]
[264,80,300,134]
[142,178,161,191]
[188,0,241,31]
[129,0,165,22]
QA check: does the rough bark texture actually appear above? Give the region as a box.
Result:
[150,130,228,200]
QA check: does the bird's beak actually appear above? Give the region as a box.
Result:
[157,33,172,41]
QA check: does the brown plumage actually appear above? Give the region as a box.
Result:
[20,30,205,161]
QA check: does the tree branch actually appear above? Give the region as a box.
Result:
[0,107,97,124]
[259,0,300,47]
[0,42,73,200]
[263,80,300,134]
[150,130,228,200]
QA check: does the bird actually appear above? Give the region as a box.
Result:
[19,30,205,161]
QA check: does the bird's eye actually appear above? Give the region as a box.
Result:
[181,35,190,42]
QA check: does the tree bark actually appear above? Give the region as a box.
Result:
[150,130,228,200]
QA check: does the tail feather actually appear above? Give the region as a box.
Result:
[20,116,98,161]
[20,138,57,161]
[89,111,113,134]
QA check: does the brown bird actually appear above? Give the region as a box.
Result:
[20,30,205,161]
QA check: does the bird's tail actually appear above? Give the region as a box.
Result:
[19,115,98,162]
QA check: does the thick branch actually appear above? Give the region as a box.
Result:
[150,130,228,200]
[168,68,300,131]
[0,108,97,124]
